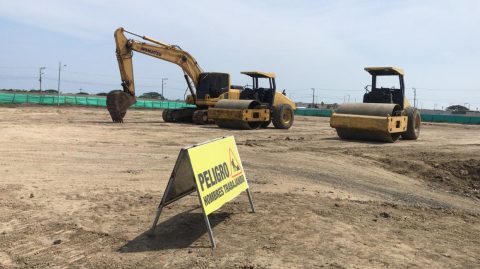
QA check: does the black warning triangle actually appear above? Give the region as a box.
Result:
[229,148,242,178]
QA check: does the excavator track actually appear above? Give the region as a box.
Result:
[106,91,136,123]
[162,109,173,122]
[162,108,197,123]
[192,110,211,125]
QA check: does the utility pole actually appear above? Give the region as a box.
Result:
[344,93,350,102]
[162,78,168,100]
[311,88,315,108]
[289,92,295,99]
[412,87,416,107]
[57,62,66,106]
[39,67,45,92]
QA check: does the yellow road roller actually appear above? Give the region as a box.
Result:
[330,67,421,143]
[208,72,295,130]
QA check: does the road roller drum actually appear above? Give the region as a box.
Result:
[209,100,269,130]
[331,103,407,143]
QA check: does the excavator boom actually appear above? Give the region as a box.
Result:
[107,27,203,122]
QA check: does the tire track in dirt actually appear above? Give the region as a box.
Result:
[241,146,480,214]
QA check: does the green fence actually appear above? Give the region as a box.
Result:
[2,93,479,125]
[295,109,332,117]
[294,108,480,125]
[0,93,195,109]
[420,114,480,124]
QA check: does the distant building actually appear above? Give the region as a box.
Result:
[295,102,332,109]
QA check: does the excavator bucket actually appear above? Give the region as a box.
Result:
[106,91,136,123]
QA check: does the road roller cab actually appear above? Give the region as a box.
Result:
[330,67,421,143]
[239,72,277,108]
[363,67,406,110]
[208,72,296,130]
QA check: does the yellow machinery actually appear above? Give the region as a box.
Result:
[107,27,295,129]
[330,67,421,143]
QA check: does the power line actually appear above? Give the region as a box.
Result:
[0,67,39,69]
[61,70,119,78]
[44,78,187,90]
[1,74,479,101]
[3,69,479,92]
[0,75,38,79]
[288,86,480,93]
[289,88,363,93]
[0,75,189,90]
[408,87,479,92]
[61,70,185,81]
[0,67,191,82]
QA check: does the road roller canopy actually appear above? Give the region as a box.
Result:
[364,67,404,76]
[241,72,276,78]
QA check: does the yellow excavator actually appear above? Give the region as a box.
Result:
[330,67,421,143]
[107,27,295,130]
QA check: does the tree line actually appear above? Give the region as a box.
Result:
[0,89,165,99]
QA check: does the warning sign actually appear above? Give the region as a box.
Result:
[188,136,249,215]
[148,136,254,248]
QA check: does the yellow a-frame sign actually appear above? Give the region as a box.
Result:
[148,136,255,248]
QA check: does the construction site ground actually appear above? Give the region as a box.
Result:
[0,105,479,269]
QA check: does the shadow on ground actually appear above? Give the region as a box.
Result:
[319,136,387,144]
[119,210,231,252]
[89,121,165,124]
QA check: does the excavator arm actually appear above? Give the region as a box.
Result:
[107,27,204,122]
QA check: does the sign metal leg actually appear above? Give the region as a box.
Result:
[202,212,216,248]
[246,188,256,213]
[196,187,216,248]
[147,204,164,237]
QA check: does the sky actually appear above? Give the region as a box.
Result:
[0,0,479,110]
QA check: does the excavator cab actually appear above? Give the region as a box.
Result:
[196,73,230,100]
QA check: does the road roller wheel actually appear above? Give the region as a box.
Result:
[401,107,421,140]
[261,119,271,128]
[272,104,294,129]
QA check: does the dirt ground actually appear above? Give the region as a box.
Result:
[0,105,479,269]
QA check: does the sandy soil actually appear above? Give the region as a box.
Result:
[0,105,479,269]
